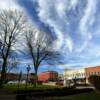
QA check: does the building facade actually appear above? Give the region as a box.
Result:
[63,68,86,80]
[6,73,18,81]
[0,72,35,83]
[58,73,64,80]
[63,68,86,86]
[38,71,58,82]
[63,66,100,86]
[85,66,100,83]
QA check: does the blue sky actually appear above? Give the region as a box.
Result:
[1,0,100,73]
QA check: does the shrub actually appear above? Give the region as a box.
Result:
[88,75,100,91]
[16,88,93,100]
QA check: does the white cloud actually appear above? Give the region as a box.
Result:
[78,0,97,52]
[11,0,100,69]
[58,61,100,70]
[63,36,73,53]
[0,0,21,10]
[37,0,74,52]
[70,0,78,9]
[79,0,97,36]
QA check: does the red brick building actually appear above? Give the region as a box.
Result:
[38,71,58,82]
[85,66,100,82]
[79,66,100,83]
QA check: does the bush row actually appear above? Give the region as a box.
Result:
[16,88,93,100]
[14,86,74,94]
[88,75,100,91]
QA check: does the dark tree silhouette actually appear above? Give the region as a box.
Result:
[0,10,26,87]
[25,26,62,87]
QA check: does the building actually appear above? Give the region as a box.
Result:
[58,73,64,81]
[0,72,35,83]
[63,68,86,86]
[85,66,100,83]
[6,73,18,81]
[63,66,100,86]
[64,68,86,79]
[38,71,58,82]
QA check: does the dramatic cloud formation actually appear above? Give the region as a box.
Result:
[0,0,20,10]
[0,0,100,71]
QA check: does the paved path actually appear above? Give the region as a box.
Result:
[0,95,16,100]
[76,86,95,89]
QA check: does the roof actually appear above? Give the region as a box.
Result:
[40,70,58,73]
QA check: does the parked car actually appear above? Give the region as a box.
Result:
[56,80,63,86]
[7,81,18,84]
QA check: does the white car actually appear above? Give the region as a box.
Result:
[7,81,18,84]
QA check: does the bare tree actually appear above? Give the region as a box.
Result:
[0,10,26,87]
[6,58,19,73]
[25,26,61,87]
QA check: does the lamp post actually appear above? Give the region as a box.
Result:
[25,65,31,89]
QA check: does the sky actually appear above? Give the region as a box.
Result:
[0,0,100,73]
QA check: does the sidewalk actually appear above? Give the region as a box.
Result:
[0,89,16,100]
[76,86,95,89]
[0,95,16,100]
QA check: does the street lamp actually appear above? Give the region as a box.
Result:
[26,65,31,89]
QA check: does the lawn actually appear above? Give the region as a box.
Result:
[1,84,100,100]
[0,84,57,95]
[1,84,59,93]
[3,84,58,89]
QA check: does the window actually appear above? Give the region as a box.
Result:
[88,72,91,76]
[91,72,93,75]
[84,73,85,76]
[86,73,88,77]
[94,72,96,75]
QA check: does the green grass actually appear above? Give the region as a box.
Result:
[3,84,33,89]
[1,84,100,100]
[0,84,58,94]
[2,84,58,90]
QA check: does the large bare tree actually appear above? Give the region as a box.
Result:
[0,10,26,87]
[25,26,61,87]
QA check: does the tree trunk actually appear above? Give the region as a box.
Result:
[34,70,38,87]
[0,59,7,87]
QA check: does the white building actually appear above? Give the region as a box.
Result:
[63,68,86,86]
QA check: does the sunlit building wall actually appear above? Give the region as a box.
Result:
[63,66,100,85]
